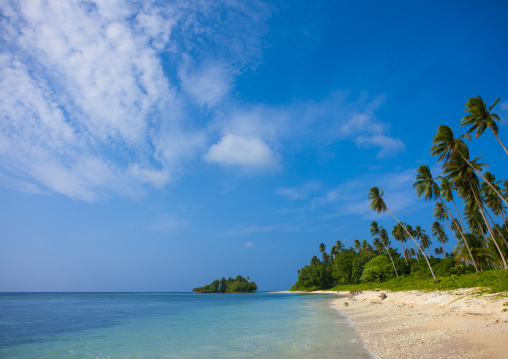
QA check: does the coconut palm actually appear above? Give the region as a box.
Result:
[431,125,508,207]
[445,156,508,269]
[381,228,399,277]
[439,177,466,230]
[335,240,345,253]
[392,223,408,264]
[481,172,508,226]
[353,239,361,253]
[372,237,384,253]
[431,221,448,256]
[420,233,432,257]
[460,96,507,156]
[434,247,444,257]
[454,233,491,270]
[368,187,437,280]
[414,165,478,271]
[411,225,424,258]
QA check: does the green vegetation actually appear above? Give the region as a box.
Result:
[291,95,508,293]
[193,275,257,293]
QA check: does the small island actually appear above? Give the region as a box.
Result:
[193,275,257,293]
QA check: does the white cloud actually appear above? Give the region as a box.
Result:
[243,241,255,248]
[179,59,233,107]
[0,0,269,200]
[339,104,405,157]
[277,182,322,200]
[355,134,405,158]
[310,168,421,219]
[203,134,279,171]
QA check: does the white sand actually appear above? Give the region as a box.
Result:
[331,289,508,359]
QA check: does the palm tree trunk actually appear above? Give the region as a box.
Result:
[458,149,508,208]
[490,125,508,156]
[398,241,408,265]
[468,180,508,269]
[442,243,446,257]
[451,198,466,232]
[386,208,437,280]
[484,209,508,248]
[437,196,479,272]
[384,245,399,277]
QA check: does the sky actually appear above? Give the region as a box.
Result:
[1,0,508,292]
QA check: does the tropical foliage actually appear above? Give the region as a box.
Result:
[193,275,257,293]
[291,95,508,291]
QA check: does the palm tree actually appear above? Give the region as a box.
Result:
[460,96,507,156]
[454,233,490,270]
[431,125,508,207]
[392,223,408,264]
[368,187,437,280]
[445,156,508,269]
[361,239,373,259]
[481,172,508,226]
[420,233,432,257]
[413,165,479,271]
[440,177,466,230]
[434,247,444,257]
[432,221,448,256]
[335,240,345,253]
[380,228,399,277]
[372,237,384,253]
[371,222,399,277]
[353,239,361,253]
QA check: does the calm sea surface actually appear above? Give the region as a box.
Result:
[0,292,371,358]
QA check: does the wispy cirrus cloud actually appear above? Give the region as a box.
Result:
[318,169,421,219]
[277,182,323,200]
[0,0,270,201]
[338,97,405,158]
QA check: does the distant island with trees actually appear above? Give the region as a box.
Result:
[193,275,258,293]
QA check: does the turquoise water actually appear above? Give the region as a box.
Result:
[0,293,371,358]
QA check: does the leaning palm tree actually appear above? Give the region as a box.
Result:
[445,156,508,269]
[368,187,437,280]
[431,125,508,208]
[460,96,507,156]
[414,165,478,271]
[481,172,508,226]
[371,222,399,277]
[439,177,467,230]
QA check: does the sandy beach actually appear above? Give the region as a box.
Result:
[329,289,508,359]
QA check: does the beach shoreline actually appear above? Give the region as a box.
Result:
[329,289,508,359]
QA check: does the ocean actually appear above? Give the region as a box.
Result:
[0,292,371,358]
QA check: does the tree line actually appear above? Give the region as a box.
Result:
[193,275,258,293]
[292,96,508,290]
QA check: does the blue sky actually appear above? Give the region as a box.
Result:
[1,0,508,291]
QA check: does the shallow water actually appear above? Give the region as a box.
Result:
[0,292,371,358]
